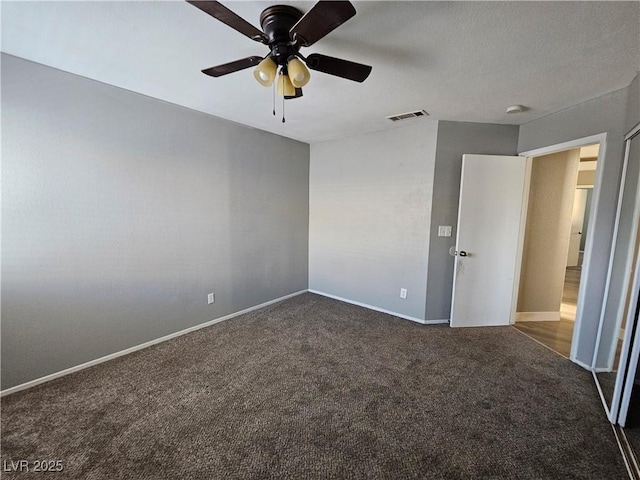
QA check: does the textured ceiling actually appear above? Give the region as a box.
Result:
[2,1,639,143]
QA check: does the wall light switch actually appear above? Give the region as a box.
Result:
[438,226,452,237]
[207,293,215,305]
[400,288,408,299]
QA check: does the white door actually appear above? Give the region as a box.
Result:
[450,154,528,327]
[566,189,588,267]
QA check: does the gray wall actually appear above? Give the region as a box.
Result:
[517,150,580,313]
[1,54,310,390]
[425,122,519,321]
[518,87,629,366]
[309,122,438,321]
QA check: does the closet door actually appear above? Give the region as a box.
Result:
[618,287,640,428]
[617,129,640,428]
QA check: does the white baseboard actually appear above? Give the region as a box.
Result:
[515,311,561,323]
[1,290,307,397]
[308,289,447,325]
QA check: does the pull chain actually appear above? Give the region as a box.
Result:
[272,78,276,116]
[279,72,286,123]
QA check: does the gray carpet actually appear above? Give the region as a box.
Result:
[1,293,628,479]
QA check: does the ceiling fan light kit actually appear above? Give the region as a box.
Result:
[253,57,277,87]
[187,0,372,120]
[286,57,311,88]
[277,71,296,97]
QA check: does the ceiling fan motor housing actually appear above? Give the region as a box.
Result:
[259,5,303,66]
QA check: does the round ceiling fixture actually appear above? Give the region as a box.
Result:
[506,105,526,114]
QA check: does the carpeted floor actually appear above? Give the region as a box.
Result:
[1,293,628,479]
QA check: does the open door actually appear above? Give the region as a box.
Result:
[450,154,528,327]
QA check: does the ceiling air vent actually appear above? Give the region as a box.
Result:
[386,109,429,122]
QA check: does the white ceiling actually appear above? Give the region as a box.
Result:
[2,1,639,144]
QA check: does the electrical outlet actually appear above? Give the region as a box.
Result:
[207,293,215,305]
[400,288,408,299]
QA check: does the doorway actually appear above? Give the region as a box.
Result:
[514,144,600,358]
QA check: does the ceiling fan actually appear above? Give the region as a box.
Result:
[186,0,372,103]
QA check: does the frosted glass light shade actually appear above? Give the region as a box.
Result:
[287,57,311,88]
[277,73,295,97]
[253,57,277,87]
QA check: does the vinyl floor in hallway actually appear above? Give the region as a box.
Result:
[513,263,580,358]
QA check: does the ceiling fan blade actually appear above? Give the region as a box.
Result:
[187,1,267,43]
[201,56,263,77]
[305,53,372,83]
[290,1,356,47]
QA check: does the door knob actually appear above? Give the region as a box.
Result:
[459,251,468,257]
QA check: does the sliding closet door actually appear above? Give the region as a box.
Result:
[616,130,640,428]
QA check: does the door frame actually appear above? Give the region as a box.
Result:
[517,133,608,365]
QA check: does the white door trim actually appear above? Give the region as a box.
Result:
[519,133,606,158]
[518,132,608,365]
[509,157,533,325]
